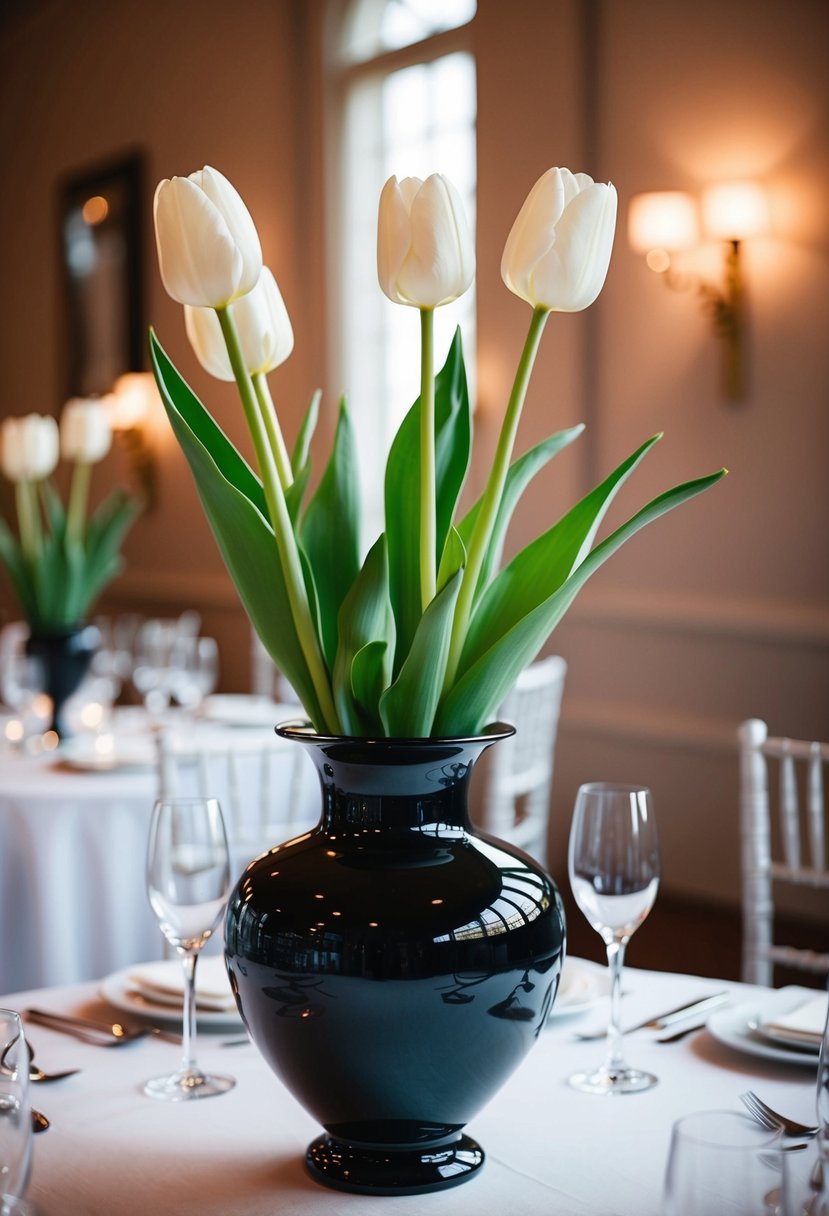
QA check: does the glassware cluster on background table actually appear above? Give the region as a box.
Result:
[3,964,824,1216]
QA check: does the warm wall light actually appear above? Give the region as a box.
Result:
[628,181,769,400]
[108,372,160,506]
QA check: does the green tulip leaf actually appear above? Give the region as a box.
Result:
[333,534,393,736]
[149,330,326,730]
[459,435,662,674]
[0,520,36,620]
[457,423,585,605]
[380,564,463,737]
[384,329,471,676]
[286,389,321,524]
[435,467,727,735]
[299,398,361,669]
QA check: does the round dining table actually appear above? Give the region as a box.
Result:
[0,703,317,994]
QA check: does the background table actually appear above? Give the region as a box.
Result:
[0,710,317,993]
[3,965,821,1216]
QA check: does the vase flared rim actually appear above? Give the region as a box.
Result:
[275,720,515,746]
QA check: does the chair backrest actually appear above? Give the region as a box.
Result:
[740,718,829,986]
[477,655,567,865]
[155,726,317,874]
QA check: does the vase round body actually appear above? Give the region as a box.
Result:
[224,722,566,1196]
[24,623,99,739]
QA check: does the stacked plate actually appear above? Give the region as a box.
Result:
[100,956,242,1031]
[707,986,828,1067]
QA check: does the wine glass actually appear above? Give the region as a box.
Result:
[171,636,219,714]
[0,1010,32,1210]
[567,781,660,1094]
[144,797,235,1101]
[663,1110,783,1215]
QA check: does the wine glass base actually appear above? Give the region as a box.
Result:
[144,1067,235,1102]
[568,1064,658,1095]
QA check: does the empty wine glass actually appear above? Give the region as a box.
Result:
[144,797,235,1101]
[0,1010,32,1210]
[171,636,219,713]
[663,1110,783,1215]
[568,781,660,1094]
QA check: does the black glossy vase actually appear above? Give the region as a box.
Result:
[24,624,99,738]
[224,722,566,1197]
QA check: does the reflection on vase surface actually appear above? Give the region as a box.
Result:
[225,724,565,1195]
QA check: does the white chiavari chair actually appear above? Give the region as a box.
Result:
[475,655,567,866]
[740,717,829,986]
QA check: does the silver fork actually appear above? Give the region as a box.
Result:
[740,1089,819,1138]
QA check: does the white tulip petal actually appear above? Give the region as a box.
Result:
[60,399,112,463]
[531,184,617,311]
[154,177,243,307]
[378,177,415,305]
[184,306,235,381]
[501,167,617,311]
[391,173,474,308]
[197,166,263,299]
[2,414,60,481]
[501,169,567,303]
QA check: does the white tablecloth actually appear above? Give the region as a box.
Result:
[0,710,317,993]
[3,965,821,1216]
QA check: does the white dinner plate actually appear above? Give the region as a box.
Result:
[57,734,155,773]
[548,956,610,1019]
[200,695,299,729]
[99,959,243,1031]
[707,986,823,1068]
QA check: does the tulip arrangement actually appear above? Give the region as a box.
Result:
[151,164,725,738]
[0,399,140,632]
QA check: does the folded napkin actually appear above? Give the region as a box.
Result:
[126,957,237,1013]
[762,993,829,1048]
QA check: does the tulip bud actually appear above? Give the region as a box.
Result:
[184,267,295,381]
[60,397,112,464]
[153,166,263,309]
[501,167,617,312]
[0,414,60,482]
[377,173,475,308]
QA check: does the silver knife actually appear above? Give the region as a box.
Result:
[574,991,730,1040]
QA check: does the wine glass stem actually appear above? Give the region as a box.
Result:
[179,950,198,1073]
[604,939,627,1074]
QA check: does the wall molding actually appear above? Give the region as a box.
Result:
[568,585,829,649]
[108,569,240,611]
[560,695,739,756]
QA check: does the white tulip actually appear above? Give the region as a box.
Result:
[153,165,262,308]
[0,414,59,482]
[501,167,617,311]
[377,173,475,308]
[60,397,112,463]
[184,267,295,381]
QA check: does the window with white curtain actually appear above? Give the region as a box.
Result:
[328,0,477,546]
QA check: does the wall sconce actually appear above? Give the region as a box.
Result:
[107,372,159,506]
[628,181,769,400]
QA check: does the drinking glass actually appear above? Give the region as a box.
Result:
[144,797,235,1101]
[568,781,660,1094]
[0,1010,32,1210]
[663,1110,783,1215]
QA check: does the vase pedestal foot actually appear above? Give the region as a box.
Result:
[305,1132,485,1195]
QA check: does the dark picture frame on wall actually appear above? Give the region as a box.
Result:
[57,151,145,401]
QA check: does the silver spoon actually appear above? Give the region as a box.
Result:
[26,1040,80,1084]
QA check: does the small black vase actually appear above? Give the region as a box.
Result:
[224,722,566,1197]
[24,624,100,738]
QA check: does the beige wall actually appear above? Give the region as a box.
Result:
[1,0,827,911]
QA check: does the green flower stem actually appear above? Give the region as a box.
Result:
[216,306,341,734]
[15,480,41,564]
[443,305,550,691]
[419,306,436,612]
[66,460,91,547]
[252,372,293,491]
